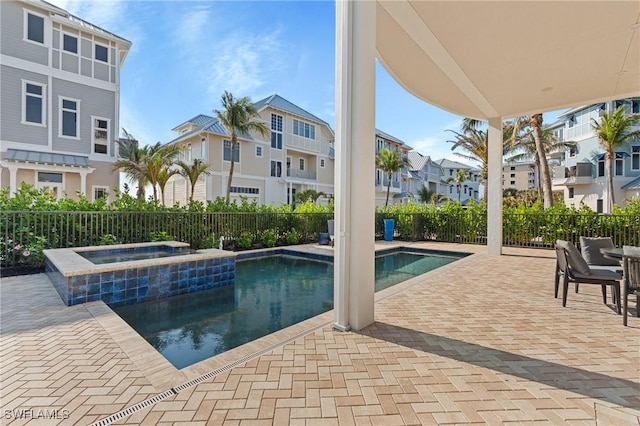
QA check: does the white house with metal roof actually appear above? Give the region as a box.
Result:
[374,129,412,206]
[406,151,444,202]
[551,98,640,213]
[435,158,481,204]
[165,94,335,206]
[0,0,131,202]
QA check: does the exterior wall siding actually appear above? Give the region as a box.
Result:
[0,65,49,146]
[1,2,49,66]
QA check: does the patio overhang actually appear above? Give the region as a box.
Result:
[335,1,640,331]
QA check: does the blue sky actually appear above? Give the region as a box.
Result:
[50,0,563,165]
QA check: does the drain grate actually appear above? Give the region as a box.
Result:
[88,390,175,426]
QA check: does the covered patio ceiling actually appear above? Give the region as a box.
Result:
[376,1,640,120]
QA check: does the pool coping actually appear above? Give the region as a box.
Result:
[87,243,475,395]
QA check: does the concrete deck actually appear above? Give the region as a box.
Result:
[1,242,638,425]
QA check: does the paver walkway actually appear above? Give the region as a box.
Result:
[1,243,638,425]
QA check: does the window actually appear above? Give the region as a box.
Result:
[93,186,108,201]
[449,169,453,176]
[63,34,77,53]
[568,115,576,128]
[615,158,623,176]
[286,157,291,171]
[320,158,325,168]
[596,199,603,214]
[230,186,259,194]
[60,98,78,138]
[200,138,207,159]
[568,187,574,199]
[632,146,640,170]
[597,159,605,177]
[185,144,192,162]
[26,12,44,44]
[23,81,45,125]
[449,186,452,194]
[510,173,515,178]
[92,117,109,154]
[299,158,305,171]
[510,166,515,171]
[293,119,315,139]
[95,44,108,62]
[38,172,62,183]
[569,146,577,157]
[270,160,282,177]
[510,180,515,185]
[255,146,262,157]
[271,114,283,149]
[633,100,640,114]
[223,140,239,162]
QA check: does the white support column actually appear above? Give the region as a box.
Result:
[487,117,503,255]
[7,165,18,195]
[334,0,376,331]
[79,171,88,196]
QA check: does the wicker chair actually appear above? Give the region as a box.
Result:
[622,246,640,326]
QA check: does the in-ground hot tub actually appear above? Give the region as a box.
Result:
[44,241,236,307]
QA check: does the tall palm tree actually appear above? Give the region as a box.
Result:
[528,114,554,208]
[416,187,447,206]
[215,91,268,201]
[592,106,640,212]
[506,126,576,198]
[376,148,409,207]
[447,127,515,201]
[177,158,210,203]
[141,143,183,202]
[446,169,470,202]
[113,129,149,199]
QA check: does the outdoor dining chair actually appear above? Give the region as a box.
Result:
[555,240,621,314]
[622,246,640,326]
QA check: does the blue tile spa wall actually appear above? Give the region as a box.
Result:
[46,256,236,308]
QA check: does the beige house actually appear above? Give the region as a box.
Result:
[374,129,412,206]
[165,94,335,206]
[0,0,130,202]
[502,161,537,192]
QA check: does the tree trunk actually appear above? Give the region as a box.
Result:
[189,180,195,203]
[226,135,237,202]
[530,114,553,208]
[137,179,145,200]
[385,173,392,207]
[607,151,615,212]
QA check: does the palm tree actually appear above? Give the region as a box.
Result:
[447,128,511,201]
[592,106,640,212]
[156,167,180,206]
[139,143,182,202]
[446,169,470,202]
[416,187,447,206]
[528,114,554,208]
[295,189,325,204]
[215,91,268,201]
[506,126,576,198]
[177,158,210,203]
[113,129,149,199]
[376,148,409,207]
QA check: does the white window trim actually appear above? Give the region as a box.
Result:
[23,9,47,46]
[21,79,46,127]
[614,158,624,176]
[92,185,109,202]
[299,158,305,171]
[320,158,325,168]
[91,116,110,156]
[61,31,79,55]
[270,160,282,177]
[94,42,110,63]
[255,145,263,158]
[222,140,239,163]
[631,146,640,171]
[58,96,80,139]
[200,138,207,159]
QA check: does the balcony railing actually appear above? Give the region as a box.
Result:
[286,169,317,180]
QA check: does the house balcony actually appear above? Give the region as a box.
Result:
[286,169,317,180]
[552,163,593,186]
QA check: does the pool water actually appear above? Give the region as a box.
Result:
[114,252,457,369]
[80,247,196,264]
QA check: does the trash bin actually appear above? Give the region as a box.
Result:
[383,219,395,241]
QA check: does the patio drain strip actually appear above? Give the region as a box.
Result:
[89,319,333,425]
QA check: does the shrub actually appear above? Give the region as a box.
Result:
[150,231,174,242]
[98,234,120,245]
[235,232,254,249]
[285,228,301,245]
[261,229,277,247]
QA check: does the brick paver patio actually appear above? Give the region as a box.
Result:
[1,242,638,425]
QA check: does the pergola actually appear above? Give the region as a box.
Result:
[333,1,640,331]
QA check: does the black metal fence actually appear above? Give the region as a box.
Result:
[2,210,639,268]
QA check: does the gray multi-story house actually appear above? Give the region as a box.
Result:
[374,129,412,206]
[551,98,640,213]
[435,158,481,204]
[407,151,444,202]
[0,0,131,202]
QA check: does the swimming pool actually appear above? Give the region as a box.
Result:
[114,250,460,369]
